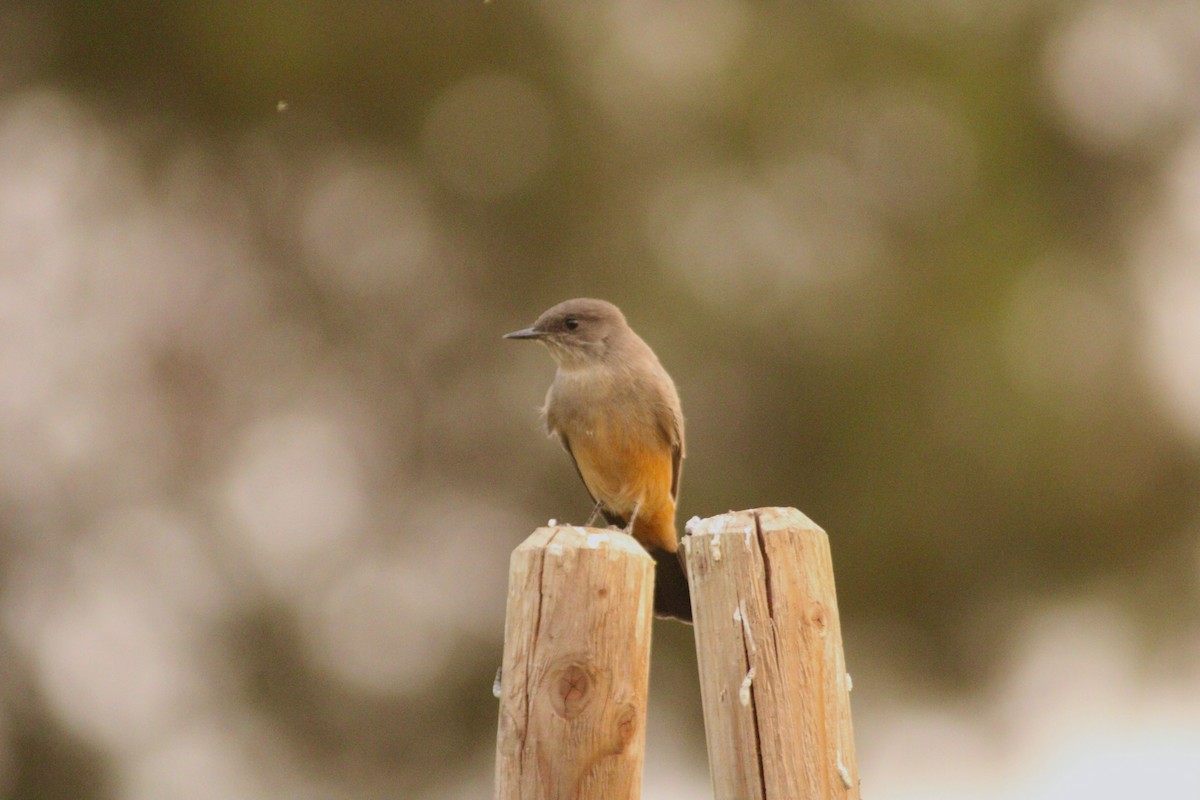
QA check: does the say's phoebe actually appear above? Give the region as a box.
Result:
[505,298,691,622]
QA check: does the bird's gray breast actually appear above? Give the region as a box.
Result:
[548,364,665,441]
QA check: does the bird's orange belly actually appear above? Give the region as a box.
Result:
[569,425,677,552]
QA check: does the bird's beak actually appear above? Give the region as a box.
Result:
[503,327,545,340]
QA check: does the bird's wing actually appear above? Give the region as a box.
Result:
[654,387,685,503]
[671,440,683,502]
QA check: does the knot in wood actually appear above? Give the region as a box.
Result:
[613,703,638,752]
[807,600,828,635]
[549,662,595,718]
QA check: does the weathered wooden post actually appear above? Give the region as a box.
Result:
[494,526,655,800]
[684,507,860,800]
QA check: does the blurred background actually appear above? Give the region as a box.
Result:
[1,1,1199,797]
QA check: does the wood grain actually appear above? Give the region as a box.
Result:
[494,526,655,800]
[684,508,859,800]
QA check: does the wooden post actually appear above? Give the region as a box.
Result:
[494,526,655,800]
[683,507,859,800]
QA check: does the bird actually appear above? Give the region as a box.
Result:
[504,298,691,622]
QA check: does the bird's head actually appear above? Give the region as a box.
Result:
[503,298,629,369]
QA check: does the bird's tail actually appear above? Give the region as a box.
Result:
[650,547,693,623]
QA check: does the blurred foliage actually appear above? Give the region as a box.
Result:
[2,1,1200,798]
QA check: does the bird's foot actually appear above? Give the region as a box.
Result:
[624,501,642,536]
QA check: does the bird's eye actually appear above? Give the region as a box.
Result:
[564,317,579,331]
